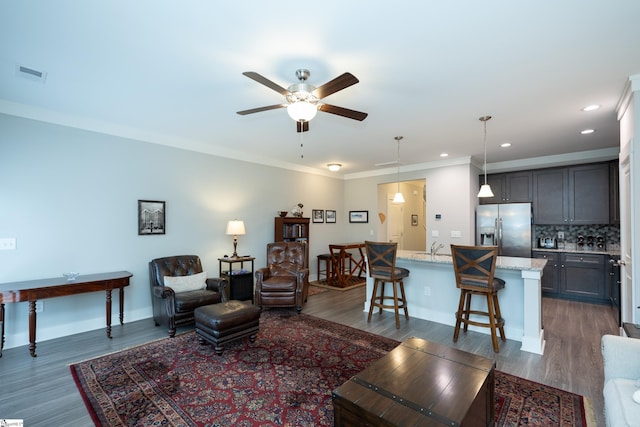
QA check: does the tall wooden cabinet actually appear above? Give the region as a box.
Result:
[274,216,310,266]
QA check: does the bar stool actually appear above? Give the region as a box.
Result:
[364,241,410,329]
[317,253,332,281]
[450,244,506,353]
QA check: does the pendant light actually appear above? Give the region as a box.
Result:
[477,116,494,198]
[392,136,405,203]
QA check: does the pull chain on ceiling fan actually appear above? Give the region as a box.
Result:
[237,69,368,133]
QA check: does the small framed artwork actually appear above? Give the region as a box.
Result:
[411,214,418,226]
[349,210,368,223]
[312,209,324,223]
[326,210,336,223]
[138,200,165,235]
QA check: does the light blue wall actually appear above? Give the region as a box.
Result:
[0,114,348,349]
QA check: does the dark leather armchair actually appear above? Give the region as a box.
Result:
[149,255,228,337]
[254,242,309,313]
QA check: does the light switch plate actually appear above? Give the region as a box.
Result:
[451,230,461,238]
[431,230,439,237]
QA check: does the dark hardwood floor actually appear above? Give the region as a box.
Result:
[0,286,617,426]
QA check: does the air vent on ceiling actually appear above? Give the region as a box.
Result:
[16,64,47,83]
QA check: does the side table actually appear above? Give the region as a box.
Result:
[219,256,255,303]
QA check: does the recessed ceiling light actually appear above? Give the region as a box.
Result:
[580,129,595,135]
[439,153,448,157]
[581,104,600,112]
[500,142,511,148]
[327,163,342,171]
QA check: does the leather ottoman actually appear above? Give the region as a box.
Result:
[194,300,261,355]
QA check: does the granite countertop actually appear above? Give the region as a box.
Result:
[533,246,620,257]
[397,250,547,272]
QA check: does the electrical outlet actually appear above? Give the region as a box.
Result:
[451,230,461,238]
[558,231,565,239]
[35,301,44,313]
[424,286,431,296]
[0,238,16,250]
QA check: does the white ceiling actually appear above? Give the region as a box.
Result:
[2,1,639,177]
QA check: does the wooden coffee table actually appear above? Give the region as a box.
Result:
[332,337,495,426]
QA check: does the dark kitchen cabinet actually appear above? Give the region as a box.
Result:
[533,168,568,224]
[478,171,532,205]
[569,163,610,224]
[533,250,608,304]
[532,251,559,294]
[533,163,609,224]
[560,253,607,303]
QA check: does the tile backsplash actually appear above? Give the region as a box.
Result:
[534,224,620,251]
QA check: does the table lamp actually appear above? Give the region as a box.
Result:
[225,220,246,258]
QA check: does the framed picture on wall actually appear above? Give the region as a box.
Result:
[411,214,418,226]
[138,200,165,235]
[349,210,368,223]
[312,209,324,223]
[326,210,336,223]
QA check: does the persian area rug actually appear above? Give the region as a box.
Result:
[70,310,594,427]
[495,371,595,427]
[309,275,366,291]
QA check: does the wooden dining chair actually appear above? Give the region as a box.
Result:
[450,244,506,352]
[365,241,410,329]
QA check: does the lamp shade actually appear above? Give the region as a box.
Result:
[287,101,317,122]
[392,192,405,203]
[477,184,494,198]
[225,220,246,235]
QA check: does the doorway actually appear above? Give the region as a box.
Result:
[377,179,426,251]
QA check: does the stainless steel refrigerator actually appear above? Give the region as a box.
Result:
[476,203,532,258]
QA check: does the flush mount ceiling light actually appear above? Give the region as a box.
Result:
[581,104,600,112]
[392,136,405,204]
[477,116,495,198]
[581,129,596,135]
[501,142,512,148]
[327,163,342,172]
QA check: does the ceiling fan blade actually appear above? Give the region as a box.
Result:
[296,121,309,133]
[242,71,290,96]
[236,104,286,115]
[312,72,359,99]
[318,104,368,121]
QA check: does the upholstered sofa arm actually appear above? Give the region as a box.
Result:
[153,285,176,299]
[255,267,272,283]
[602,334,640,381]
[206,277,229,301]
[295,268,309,283]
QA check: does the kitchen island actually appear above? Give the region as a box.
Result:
[364,250,547,355]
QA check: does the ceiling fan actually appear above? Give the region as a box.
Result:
[236,69,368,132]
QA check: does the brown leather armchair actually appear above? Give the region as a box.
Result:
[254,242,309,313]
[149,255,228,337]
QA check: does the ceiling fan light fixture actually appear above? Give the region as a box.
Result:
[327,163,342,172]
[287,101,317,122]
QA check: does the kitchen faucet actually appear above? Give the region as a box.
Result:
[431,241,444,255]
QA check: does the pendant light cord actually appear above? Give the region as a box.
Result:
[483,120,487,184]
[479,116,491,185]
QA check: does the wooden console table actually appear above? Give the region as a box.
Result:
[0,271,132,357]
